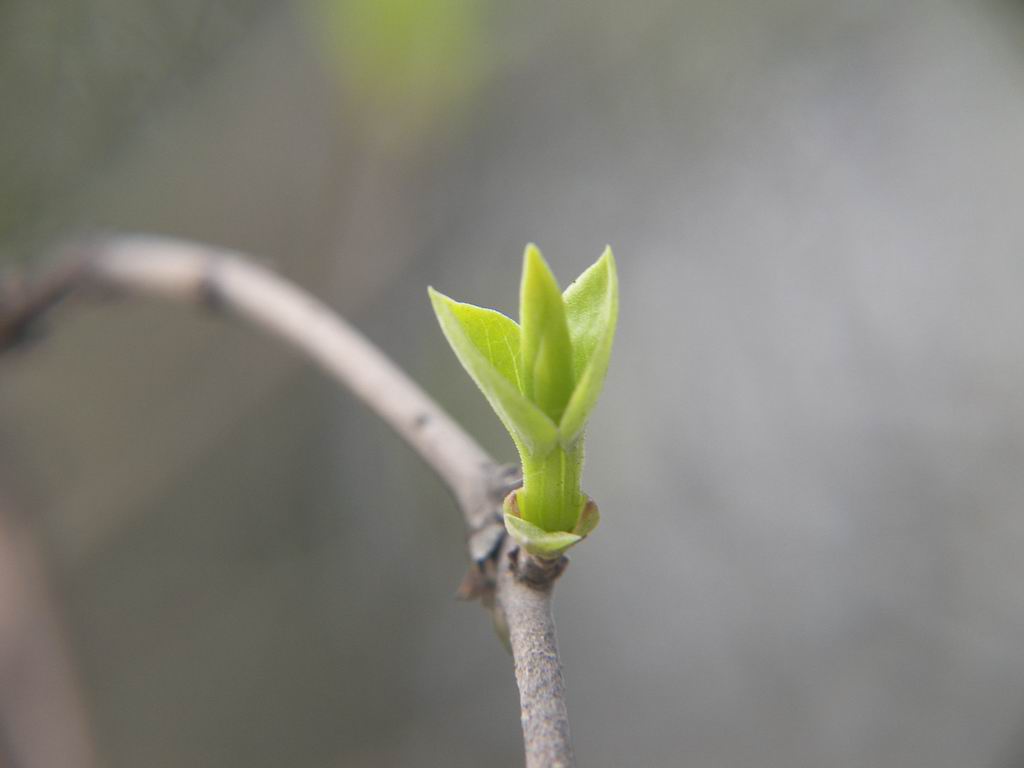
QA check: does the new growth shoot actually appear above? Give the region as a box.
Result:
[430,245,618,559]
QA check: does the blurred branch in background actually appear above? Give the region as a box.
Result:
[0,235,577,767]
[0,491,95,768]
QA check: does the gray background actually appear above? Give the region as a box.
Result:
[3,1,1024,765]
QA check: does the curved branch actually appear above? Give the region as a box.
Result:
[0,234,575,767]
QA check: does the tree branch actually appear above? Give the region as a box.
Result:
[0,234,575,767]
[498,542,576,768]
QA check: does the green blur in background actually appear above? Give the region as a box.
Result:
[311,0,489,141]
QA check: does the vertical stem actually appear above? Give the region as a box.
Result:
[520,442,584,532]
[497,542,575,768]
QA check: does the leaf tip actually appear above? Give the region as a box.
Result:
[427,285,453,313]
[523,242,543,263]
[522,243,559,287]
[597,245,617,279]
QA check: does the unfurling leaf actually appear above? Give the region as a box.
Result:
[520,244,574,422]
[429,288,557,454]
[560,246,618,446]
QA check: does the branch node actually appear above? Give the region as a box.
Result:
[509,545,569,589]
[0,258,90,353]
[197,259,228,315]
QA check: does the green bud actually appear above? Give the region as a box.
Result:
[429,245,618,559]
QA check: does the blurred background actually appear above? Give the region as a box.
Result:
[2,0,1024,765]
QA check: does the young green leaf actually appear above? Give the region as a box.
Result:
[519,245,575,422]
[443,298,524,392]
[503,490,600,559]
[563,246,617,380]
[429,288,558,454]
[504,513,582,559]
[559,246,618,445]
